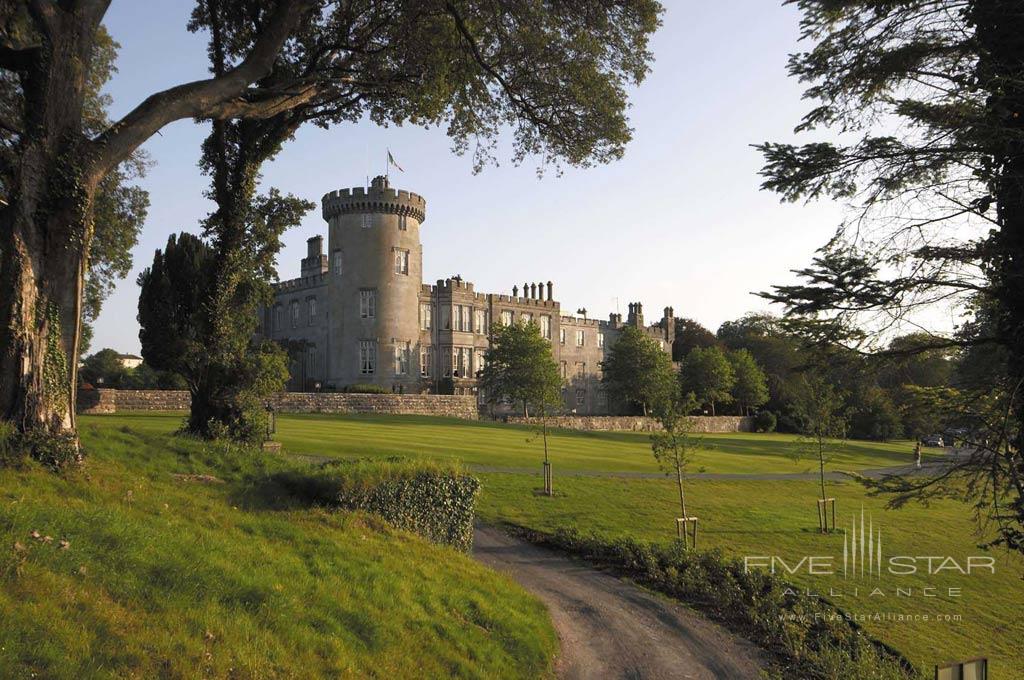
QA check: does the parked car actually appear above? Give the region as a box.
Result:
[922,434,945,447]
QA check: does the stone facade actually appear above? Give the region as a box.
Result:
[77,389,478,420]
[506,415,755,433]
[258,175,674,415]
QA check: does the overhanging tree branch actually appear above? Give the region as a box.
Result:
[88,0,314,178]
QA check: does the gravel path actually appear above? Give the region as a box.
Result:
[473,525,765,680]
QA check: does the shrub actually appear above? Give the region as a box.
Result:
[0,421,81,471]
[341,383,391,394]
[0,421,26,468]
[510,526,919,679]
[273,457,480,551]
[754,410,777,433]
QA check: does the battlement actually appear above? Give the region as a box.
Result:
[434,277,475,294]
[273,272,327,294]
[560,315,605,328]
[322,175,426,222]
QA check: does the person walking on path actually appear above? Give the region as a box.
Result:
[914,441,922,469]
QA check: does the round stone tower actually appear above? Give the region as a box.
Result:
[321,175,426,390]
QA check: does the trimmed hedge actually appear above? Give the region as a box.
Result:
[508,525,921,680]
[274,457,480,551]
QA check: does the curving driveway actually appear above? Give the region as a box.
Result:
[473,525,765,679]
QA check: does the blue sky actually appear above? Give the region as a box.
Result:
[91,1,848,354]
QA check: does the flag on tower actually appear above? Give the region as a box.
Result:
[387,149,404,173]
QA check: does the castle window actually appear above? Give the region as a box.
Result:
[474,309,487,334]
[290,300,300,328]
[576,330,585,347]
[394,344,410,375]
[474,350,486,375]
[394,248,409,275]
[332,250,343,275]
[359,340,377,375]
[420,347,432,377]
[575,362,586,377]
[451,347,470,378]
[576,388,586,405]
[561,361,567,379]
[398,215,408,231]
[273,304,283,332]
[500,310,513,326]
[442,349,452,377]
[560,328,566,345]
[361,214,372,229]
[420,303,432,330]
[359,289,376,318]
[308,297,317,324]
[521,312,533,325]
[540,315,551,340]
[598,333,605,348]
[460,305,471,332]
[440,306,451,330]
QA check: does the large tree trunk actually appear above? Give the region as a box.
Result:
[0,10,99,446]
[0,0,309,450]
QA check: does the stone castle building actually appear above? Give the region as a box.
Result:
[258,176,674,414]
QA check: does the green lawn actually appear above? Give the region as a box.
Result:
[99,411,930,474]
[70,412,1023,674]
[0,418,556,679]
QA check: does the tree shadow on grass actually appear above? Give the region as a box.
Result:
[228,467,340,512]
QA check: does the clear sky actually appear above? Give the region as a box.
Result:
[91,1,850,354]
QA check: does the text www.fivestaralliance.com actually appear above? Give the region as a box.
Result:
[779,612,963,624]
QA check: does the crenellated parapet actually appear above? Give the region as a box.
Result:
[321,175,426,222]
[273,272,327,294]
[560,315,605,328]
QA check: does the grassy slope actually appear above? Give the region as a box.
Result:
[0,420,556,679]
[103,412,930,474]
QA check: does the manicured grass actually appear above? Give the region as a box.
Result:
[0,420,556,679]
[476,473,1024,675]
[95,412,930,474]
[71,412,1019,675]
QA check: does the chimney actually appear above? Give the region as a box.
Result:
[546,281,553,301]
[512,285,519,297]
[301,235,327,277]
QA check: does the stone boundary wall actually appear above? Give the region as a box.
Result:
[505,415,755,434]
[77,389,478,420]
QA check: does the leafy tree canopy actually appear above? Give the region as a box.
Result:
[601,325,676,416]
[679,346,735,416]
[672,317,718,361]
[728,348,769,415]
[480,322,561,417]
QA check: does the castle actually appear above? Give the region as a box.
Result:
[258,176,674,414]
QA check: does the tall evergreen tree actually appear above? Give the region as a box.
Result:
[757,0,1024,551]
